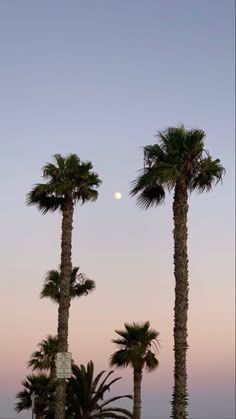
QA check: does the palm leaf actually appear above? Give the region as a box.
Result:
[190,156,225,192]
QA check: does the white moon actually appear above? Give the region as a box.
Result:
[114,192,122,200]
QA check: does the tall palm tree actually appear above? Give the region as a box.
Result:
[130,125,225,419]
[26,154,101,419]
[66,361,133,418]
[15,373,55,419]
[28,335,58,379]
[40,266,95,304]
[110,321,159,419]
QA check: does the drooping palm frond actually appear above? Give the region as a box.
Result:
[70,272,95,299]
[130,171,166,209]
[144,350,159,372]
[189,156,225,193]
[110,349,134,369]
[26,184,64,214]
[40,270,61,302]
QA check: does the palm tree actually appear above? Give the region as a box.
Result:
[110,321,159,419]
[40,266,95,304]
[15,373,55,419]
[66,361,133,418]
[26,154,101,419]
[28,335,58,379]
[130,125,225,419]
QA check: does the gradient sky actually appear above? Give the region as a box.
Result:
[0,1,235,418]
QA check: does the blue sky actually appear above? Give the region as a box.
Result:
[0,1,235,418]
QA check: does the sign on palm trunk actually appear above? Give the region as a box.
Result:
[56,352,72,378]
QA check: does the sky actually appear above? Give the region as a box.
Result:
[0,1,235,418]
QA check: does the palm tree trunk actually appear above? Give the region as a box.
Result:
[50,357,57,380]
[171,177,189,419]
[55,197,73,419]
[133,368,142,419]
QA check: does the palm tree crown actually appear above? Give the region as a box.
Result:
[111,322,159,419]
[15,373,55,418]
[110,321,159,372]
[28,335,58,378]
[40,267,95,304]
[130,125,225,208]
[26,154,101,213]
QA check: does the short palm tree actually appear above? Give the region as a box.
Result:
[130,125,225,419]
[66,361,133,418]
[28,335,58,379]
[26,154,101,419]
[110,321,159,419]
[40,266,95,304]
[15,373,55,419]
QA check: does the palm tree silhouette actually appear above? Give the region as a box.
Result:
[130,125,225,418]
[110,321,159,419]
[27,153,101,418]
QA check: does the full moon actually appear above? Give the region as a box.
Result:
[114,192,122,200]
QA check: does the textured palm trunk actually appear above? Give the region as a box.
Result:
[171,177,189,419]
[55,196,73,419]
[50,358,56,380]
[133,368,142,419]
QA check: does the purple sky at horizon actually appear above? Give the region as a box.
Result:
[0,1,235,418]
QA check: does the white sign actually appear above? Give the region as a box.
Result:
[56,352,72,378]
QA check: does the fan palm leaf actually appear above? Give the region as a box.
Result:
[40,266,95,303]
[28,335,58,378]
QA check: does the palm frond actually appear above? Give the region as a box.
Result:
[26,185,63,214]
[144,143,166,167]
[67,361,132,417]
[144,350,159,372]
[72,276,96,299]
[99,395,133,409]
[134,184,166,209]
[110,349,133,369]
[15,373,55,414]
[94,370,118,401]
[93,406,133,418]
[130,169,165,209]
[190,156,226,193]
[28,336,58,376]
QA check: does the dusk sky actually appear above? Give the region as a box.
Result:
[0,1,235,418]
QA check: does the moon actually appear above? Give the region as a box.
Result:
[114,192,122,200]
